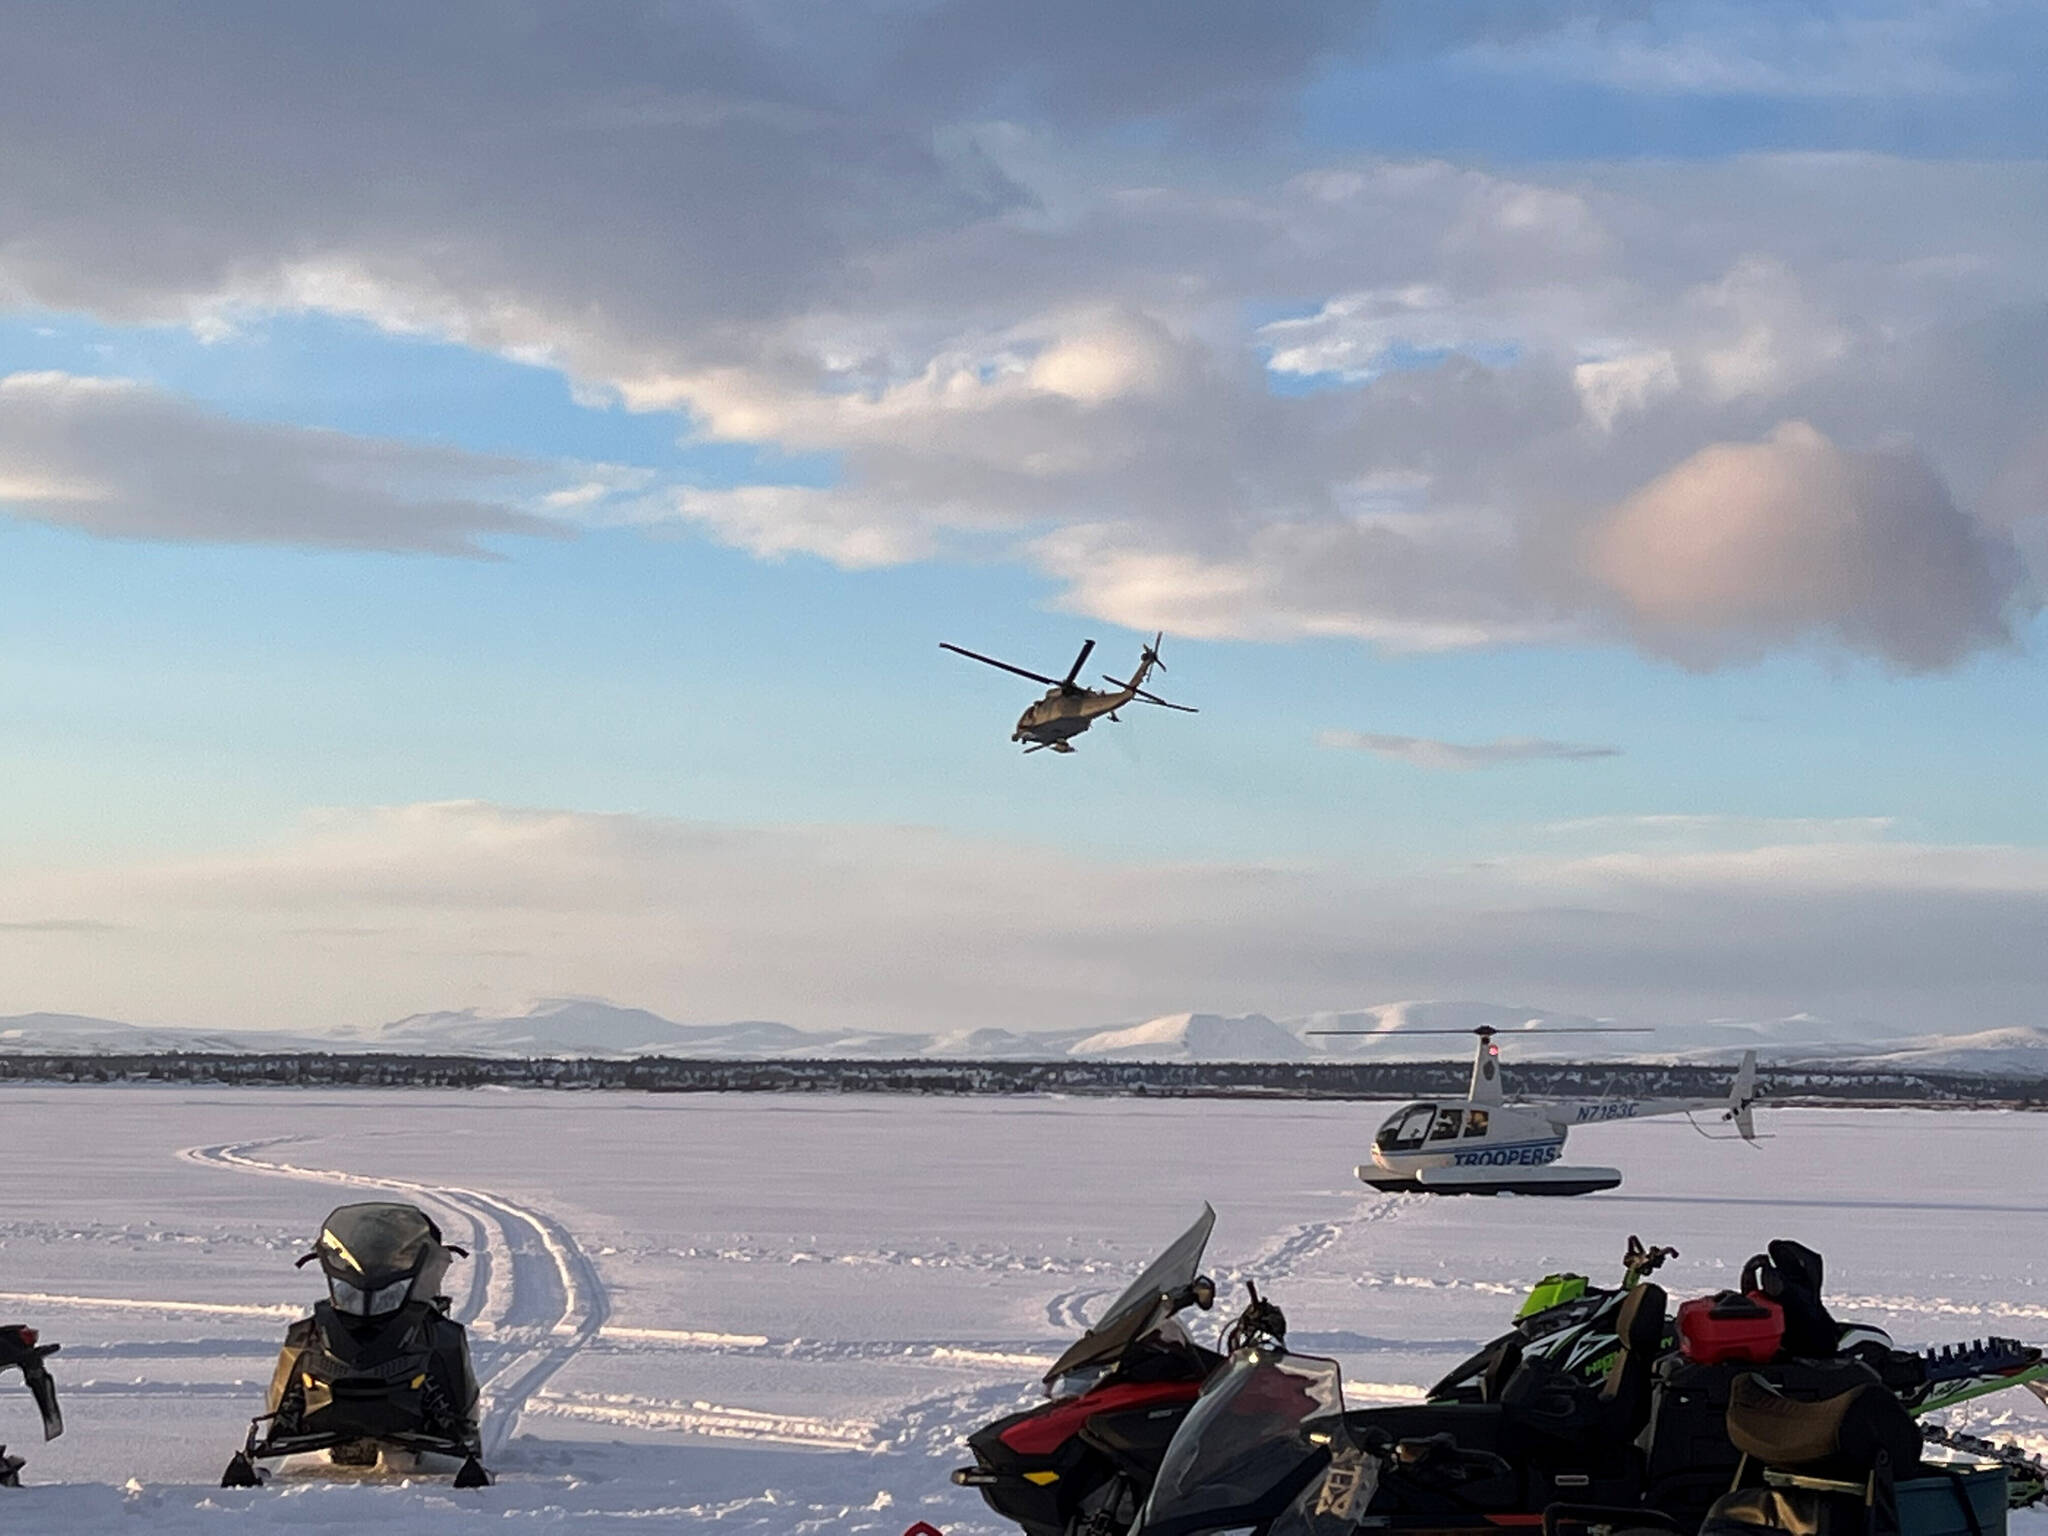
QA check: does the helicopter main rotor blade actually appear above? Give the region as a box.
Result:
[1060,638,1097,689]
[1304,1025,1653,1036]
[1101,676,1198,712]
[940,643,1067,689]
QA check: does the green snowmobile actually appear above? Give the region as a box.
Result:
[1429,1236,2048,1505]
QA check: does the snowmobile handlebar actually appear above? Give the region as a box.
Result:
[1221,1280,1289,1354]
[295,1242,468,1268]
[1623,1235,1679,1285]
[0,1327,58,1369]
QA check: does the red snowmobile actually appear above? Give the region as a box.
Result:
[953,1205,1251,1536]
[0,1322,62,1488]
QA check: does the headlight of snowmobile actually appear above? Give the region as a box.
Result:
[367,1278,412,1316]
[329,1276,371,1316]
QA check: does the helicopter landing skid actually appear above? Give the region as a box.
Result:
[1360,1163,1624,1197]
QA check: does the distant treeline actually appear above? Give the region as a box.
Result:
[0,1051,2043,1105]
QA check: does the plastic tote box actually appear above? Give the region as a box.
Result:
[1897,1466,2007,1536]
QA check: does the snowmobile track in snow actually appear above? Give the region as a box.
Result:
[181,1138,609,1459]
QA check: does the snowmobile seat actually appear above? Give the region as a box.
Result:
[1499,1281,1666,1441]
[1700,1468,2007,1536]
[1482,1334,1525,1402]
[1642,1355,1883,1532]
[1702,1375,2003,1536]
[1725,1374,1922,1482]
[1601,1283,1670,1430]
[1429,1283,1671,1515]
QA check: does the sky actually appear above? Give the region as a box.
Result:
[1,0,2045,1037]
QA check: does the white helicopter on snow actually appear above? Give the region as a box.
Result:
[1307,1023,1761,1196]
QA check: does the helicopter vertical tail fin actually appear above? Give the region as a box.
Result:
[1468,1030,1505,1106]
[1727,1048,1758,1142]
[1127,633,1164,692]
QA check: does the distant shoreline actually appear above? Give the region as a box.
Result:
[0,1052,2043,1106]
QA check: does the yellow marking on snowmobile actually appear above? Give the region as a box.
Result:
[411,1374,426,1389]
[1024,1471,1060,1486]
[320,1229,364,1273]
[302,1372,316,1389]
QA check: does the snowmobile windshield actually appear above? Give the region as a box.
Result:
[328,1274,416,1318]
[1136,1347,1344,1536]
[1043,1203,1216,1384]
[1516,1272,1589,1321]
[315,1203,441,1314]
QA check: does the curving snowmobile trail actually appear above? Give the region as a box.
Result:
[1038,1193,1411,1340]
[180,1138,609,1460]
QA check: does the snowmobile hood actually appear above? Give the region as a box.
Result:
[312,1203,444,1285]
[1044,1204,1215,1384]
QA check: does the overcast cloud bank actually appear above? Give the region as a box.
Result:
[0,5,2042,667]
[2,799,2045,1037]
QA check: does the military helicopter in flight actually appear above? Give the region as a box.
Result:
[940,633,1196,753]
[1305,1023,1761,1196]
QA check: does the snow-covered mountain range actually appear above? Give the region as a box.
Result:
[4,996,2042,1074]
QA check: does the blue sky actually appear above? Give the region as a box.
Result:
[1,1,2045,1035]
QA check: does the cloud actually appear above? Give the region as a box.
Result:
[0,8,2043,661]
[1589,420,2027,669]
[1318,730,1621,769]
[2,799,2046,1036]
[0,371,565,553]
[1456,4,1993,99]
[1536,814,1897,844]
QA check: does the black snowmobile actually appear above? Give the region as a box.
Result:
[1139,1272,1679,1536]
[0,1323,62,1488]
[1428,1237,1912,1407]
[1131,1236,2047,1536]
[1432,1235,2048,1500]
[222,1201,489,1488]
[1143,1332,2014,1536]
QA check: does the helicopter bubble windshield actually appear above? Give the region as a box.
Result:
[1374,1103,1437,1151]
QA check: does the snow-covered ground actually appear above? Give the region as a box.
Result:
[1,1087,2045,1532]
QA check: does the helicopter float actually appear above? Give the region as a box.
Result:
[1305,1024,1761,1196]
[940,633,1196,753]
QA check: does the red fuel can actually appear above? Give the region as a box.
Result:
[1676,1290,1785,1364]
